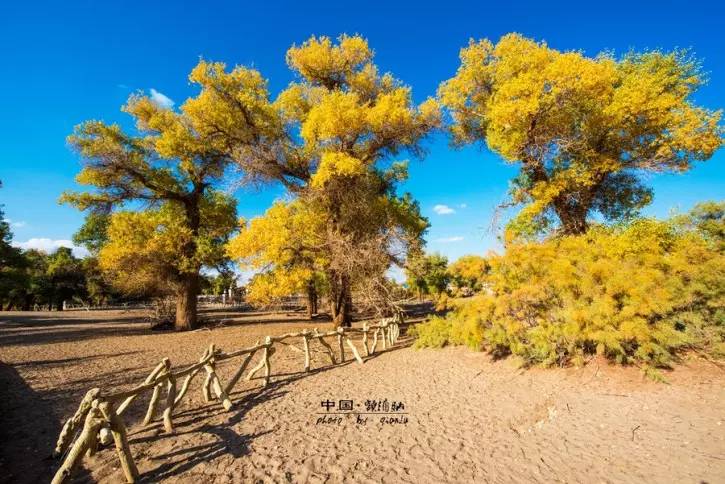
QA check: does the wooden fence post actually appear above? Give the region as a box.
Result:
[51,404,103,484]
[345,337,364,365]
[246,351,267,381]
[143,358,169,425]
[370,328,379,354]
[175,348,209,406]
[337,327,345,362]
[99,401,139,483]
[302,330,311,372]
[117,360,165,416]
[54,387,100,458]
[203,344,232,410]
[314,328,336,364]
[246,337,275,387]
[362,323,369,356]
[202,346,214,402]
[224,349,256,395]
[263,336,272,386]
[162,371,177,433]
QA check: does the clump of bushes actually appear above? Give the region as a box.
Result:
[414,205,725,369]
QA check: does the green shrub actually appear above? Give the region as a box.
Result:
[410,316,453,348]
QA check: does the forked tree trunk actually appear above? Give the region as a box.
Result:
[331,303,351,327]
[175,273,199,331]
[329,273,352,328]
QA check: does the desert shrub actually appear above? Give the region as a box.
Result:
[409,316,452,348]
[414,209,724,368]
[448,255,490,294]
[413,295,489,350]
[434,293,450,312]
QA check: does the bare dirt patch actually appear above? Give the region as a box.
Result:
[1,309,724,483]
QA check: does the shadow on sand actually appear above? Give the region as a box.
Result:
[1,305,423,482]
[124,341,413,481]
[0,362,92,484]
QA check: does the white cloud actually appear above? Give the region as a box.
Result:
[433,204,455,215]
[459,203,467,209]
[149,88,175,109]
[6,219,27,228]
[13,238,89,258]
[434,236,464,243]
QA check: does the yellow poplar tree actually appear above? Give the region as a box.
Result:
[226,200,326,318]
[62,81,254,330]
[448,254,490,294]
[208,35,439,326]
[439,34,723,238]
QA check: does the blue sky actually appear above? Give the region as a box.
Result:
[1,0,723,262]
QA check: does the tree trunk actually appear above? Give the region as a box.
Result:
[331,301,352,327]
[554,202,588,235]
[306,281,317,320]
[343,288,352,327]
[175,192,203,331]
[551,177,601,236]
[175,273,199,331]
[329,273,352,328]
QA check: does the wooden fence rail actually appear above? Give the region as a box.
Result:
[50,316,403,483]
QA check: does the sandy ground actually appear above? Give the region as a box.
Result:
[1,309,724,484]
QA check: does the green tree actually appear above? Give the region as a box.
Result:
[0,181,28,309]
[11,250,52,310]
[72,211,110,255]
[45,247,86,310]
[405,252,450,299]
[677,201,725,250]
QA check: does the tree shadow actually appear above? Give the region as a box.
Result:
[198,315,326,329]
[0,362,92,484]
[13,351,143,369]
[0,312,142,328]
[0,315,152,347]
[3,313,415,482]
[140,427,273,482]
[119,340,414,480]
[400,301,435,318]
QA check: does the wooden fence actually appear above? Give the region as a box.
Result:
[50,317,403,483]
